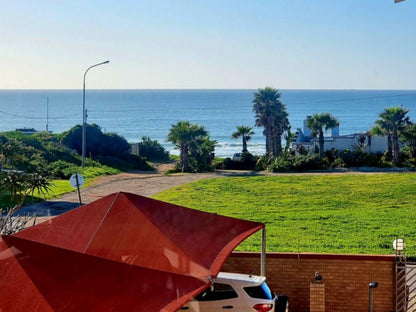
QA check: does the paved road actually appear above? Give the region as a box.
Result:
[20,170,262,219]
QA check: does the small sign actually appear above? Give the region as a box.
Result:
[69,174,84,188]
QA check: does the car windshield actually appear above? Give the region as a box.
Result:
[243,282,274,300]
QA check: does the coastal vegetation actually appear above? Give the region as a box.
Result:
[371,106,410,165]
[252,87,290,157]
[153,173,416,257]
[220,89,416,172]
[306,112,340,158]
[59,123,151,171]
[167,121,216,172]
[231,126,254,153]
[0,124,151,210]
[137,136,169,161]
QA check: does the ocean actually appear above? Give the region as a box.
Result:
[1,89,416,158]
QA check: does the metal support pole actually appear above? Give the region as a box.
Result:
[369,287,374,312]
[75,174,82,206]
[368,282,378,312]
[82,81,86,168]
[261,227,266,277]
[81,60,109,168]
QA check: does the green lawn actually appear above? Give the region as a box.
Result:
[1,176,97,209]
[153,173,416,257]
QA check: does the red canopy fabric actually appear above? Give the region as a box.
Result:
[0,192,264,311]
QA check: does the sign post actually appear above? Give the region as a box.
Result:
[69,174,84,206]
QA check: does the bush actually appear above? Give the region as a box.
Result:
[48,159,120,179]
[255,155,273,171]
[48,160,78,179]
[268,156,291,172]
[138,136,169,161]
[264,153,329,172]
[59,124,130,157]
[340,149,383,167]
[290,154,329,171]
[219,152,258,170]
[96,154,153,171]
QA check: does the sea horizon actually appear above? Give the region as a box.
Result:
[1,88,416,91]
[1,89,416,157]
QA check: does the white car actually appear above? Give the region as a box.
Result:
[181,272,289,312]
[232,153,242,161]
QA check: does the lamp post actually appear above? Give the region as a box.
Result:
[82,60,109,168]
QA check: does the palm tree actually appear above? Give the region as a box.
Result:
[232,126,255,153]
[307,113,339,158]
[371,120,392,161]
[0,171,51,215]
[372,106,410,164]
[167,121,208,172]
[252,87,289,157]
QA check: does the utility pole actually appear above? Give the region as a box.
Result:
[46,97,49,132]
[82,60,110,168]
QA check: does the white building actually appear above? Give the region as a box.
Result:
[291,117,387,154]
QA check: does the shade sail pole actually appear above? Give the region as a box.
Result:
[261,227,266,276]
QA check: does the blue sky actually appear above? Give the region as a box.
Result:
[0,0,415,89]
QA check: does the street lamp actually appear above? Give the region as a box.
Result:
[82,60,109,168]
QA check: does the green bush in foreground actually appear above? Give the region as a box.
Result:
[153,173,416,256]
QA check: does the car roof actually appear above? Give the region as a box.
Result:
[216,272,266,286]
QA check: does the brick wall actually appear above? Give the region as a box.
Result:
[222,252,395,312]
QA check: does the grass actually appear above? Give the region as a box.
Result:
[153,173,416,256]
[45,178,96,199]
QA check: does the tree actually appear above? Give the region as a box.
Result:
[372,106,410,164]
[60,123,130,158]
[168,121,210,172]
[307,113,339,158]
[231,126,255,153]
[189,136,217,172]
[252,87,289,157]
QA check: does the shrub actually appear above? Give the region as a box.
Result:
[96,154,153,171]
[220,152,258,170]
[138,136,169,161]
[48,159,120,179]
[49,160,83,179]
[59,124,130,157]
[255,155,273,171]
[340,149,383,167]
[268,155,291,172]
[290,154,329,171]
[263,153,329,172]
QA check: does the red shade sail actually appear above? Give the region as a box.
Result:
[1,192,264,311]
